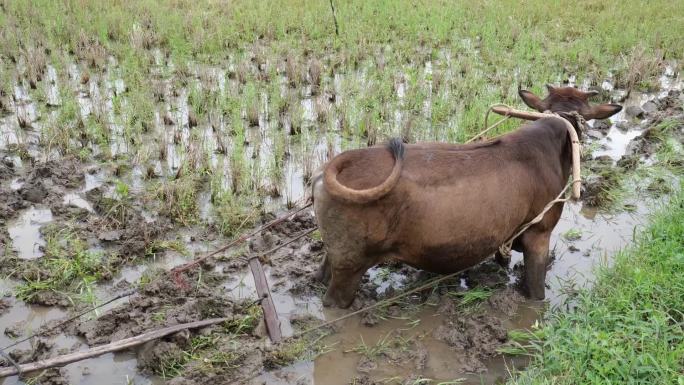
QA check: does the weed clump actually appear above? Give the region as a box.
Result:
[152,175,202,226]
[15,226,115,305]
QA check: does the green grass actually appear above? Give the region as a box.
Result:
[507,183,684,384]
[346,333,395,360]
[14,224,189,305]
[2,1,682,141]
[154,306,262,379]
[151,174,202,226]
[562,228,582,241]
[448,287,493,310]
[263,330,332,369]
[15,226,115,305]
[156,333,246,379]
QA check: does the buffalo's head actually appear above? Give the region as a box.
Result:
[518,85,622,121]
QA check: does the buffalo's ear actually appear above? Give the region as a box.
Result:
[585,103,622,120]
[519,89,547,112]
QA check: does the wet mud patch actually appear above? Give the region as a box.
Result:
[0,186,27,221]
[0,158,16,181]
[430,288,525,374]
[75,270,230,345]
[580,90,683,208]
[18,158,85,204]
[622,91,683,158]
[226,211,326,299]
[0,183,181,308]
[359,267,524,374]
[62,266,272,384]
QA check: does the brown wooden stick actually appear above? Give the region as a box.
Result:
[491,105,549,121]
[0,318,229,378]
[249,258,282,343]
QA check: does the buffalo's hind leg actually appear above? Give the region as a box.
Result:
[520,228,552,300]
[322,249,375,308]
[314,254,332,285]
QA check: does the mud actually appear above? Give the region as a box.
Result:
[0,187,26,221]
[75,269,230,345]
[622,94,684,159]
[580,89,683,207]
[426,289,525,374]
[0,159,677,385]
[0,161,15,181]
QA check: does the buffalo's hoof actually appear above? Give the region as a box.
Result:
[322,291,354,309]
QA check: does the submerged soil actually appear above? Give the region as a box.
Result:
[0,73,682,384]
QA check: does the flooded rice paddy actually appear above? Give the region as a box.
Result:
[0,52,681,385]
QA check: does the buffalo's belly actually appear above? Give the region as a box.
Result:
[401,240,499,273]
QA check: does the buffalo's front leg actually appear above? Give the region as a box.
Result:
[520,229,551,300]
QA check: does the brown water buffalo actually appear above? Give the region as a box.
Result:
[312,85,622,308]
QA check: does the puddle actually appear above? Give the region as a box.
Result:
[591,90,651,161]
[0,352,163,385]
[251,302,538,385]
[367,267,408,296]
[9,178,23,191]
[60,352,164,385]
[63,193,94,212]
[519,199,651,305]
[7,207,53,260]
[0,299,68,350]
[592,125,644,160]
[84,170,106,192]
[115,253,189,287]
[592,73,681,161]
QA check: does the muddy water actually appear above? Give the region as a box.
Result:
[7,207,53,260]
[592,91,652,161]
[309,305,536,385]
[0,149,670,385]
[63,193,94,212]
[593,67,683,161]
[0,282,165,385]
[1,353,163,385]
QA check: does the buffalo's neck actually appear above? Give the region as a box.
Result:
[514,118,575,188]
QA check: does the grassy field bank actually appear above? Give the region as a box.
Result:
[507,184,684,384]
